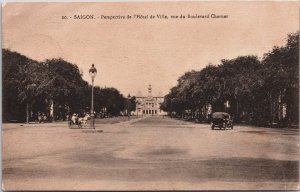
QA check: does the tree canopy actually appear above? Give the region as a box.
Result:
[3,49,129,122]
[162,32,299,126]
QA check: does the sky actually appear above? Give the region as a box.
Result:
[3,1,299,97]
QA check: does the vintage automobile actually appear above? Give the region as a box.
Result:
[211,112,233,130]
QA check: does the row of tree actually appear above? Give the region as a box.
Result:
[3,49,135,123]
[161,32,299,126]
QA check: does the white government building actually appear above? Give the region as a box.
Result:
[133,85,167,116]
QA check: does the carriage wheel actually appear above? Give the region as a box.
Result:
[68,122,73,129]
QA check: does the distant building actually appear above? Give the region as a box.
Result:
[133,85,167,116]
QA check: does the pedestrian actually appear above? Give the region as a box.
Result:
[67,112,71,127]
[42,113,47,123]
[38,112,42,123]
[71,113,76,125]
[75,114,79,125]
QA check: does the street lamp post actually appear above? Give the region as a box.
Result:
[89,64,97,129]
[127,94,131,120]
[136,101,140,118]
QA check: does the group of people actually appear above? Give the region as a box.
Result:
[37,113,48,123]
[68,112,91,127]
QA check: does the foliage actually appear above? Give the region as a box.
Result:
[94,87,126,116]
[162,32,299,126]
[2,50,127,122]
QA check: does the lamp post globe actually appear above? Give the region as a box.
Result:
[89,64,97,129]
[89,64,97,79]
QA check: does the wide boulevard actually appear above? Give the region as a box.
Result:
[3,116,299,190]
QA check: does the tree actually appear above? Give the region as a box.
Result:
[262,31,299,125]
[94,87,125,117]
[162,31,298,127]
[38,58,89,121]
[128,96,137,113]
[3,49,127,122]
[3,49,45,123]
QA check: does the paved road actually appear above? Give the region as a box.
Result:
[3,116,299,190]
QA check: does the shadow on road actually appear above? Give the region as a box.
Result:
[26,151,297,183]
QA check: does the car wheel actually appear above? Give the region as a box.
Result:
[223,123,226,130]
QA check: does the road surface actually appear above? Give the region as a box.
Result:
[3,116,299,190]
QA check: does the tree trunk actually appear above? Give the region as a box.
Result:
[204,105,207,121]
[50,100,54,122]
[236,100,239,122]
[26,102,30,124]
[270,95,274,123]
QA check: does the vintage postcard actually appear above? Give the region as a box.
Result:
[2,1,299,191]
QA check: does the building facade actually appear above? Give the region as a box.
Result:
[133,85,167,116]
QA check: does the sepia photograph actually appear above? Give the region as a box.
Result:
[2,1,299,190]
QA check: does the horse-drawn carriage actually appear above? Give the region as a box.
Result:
[68,113,90,128]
